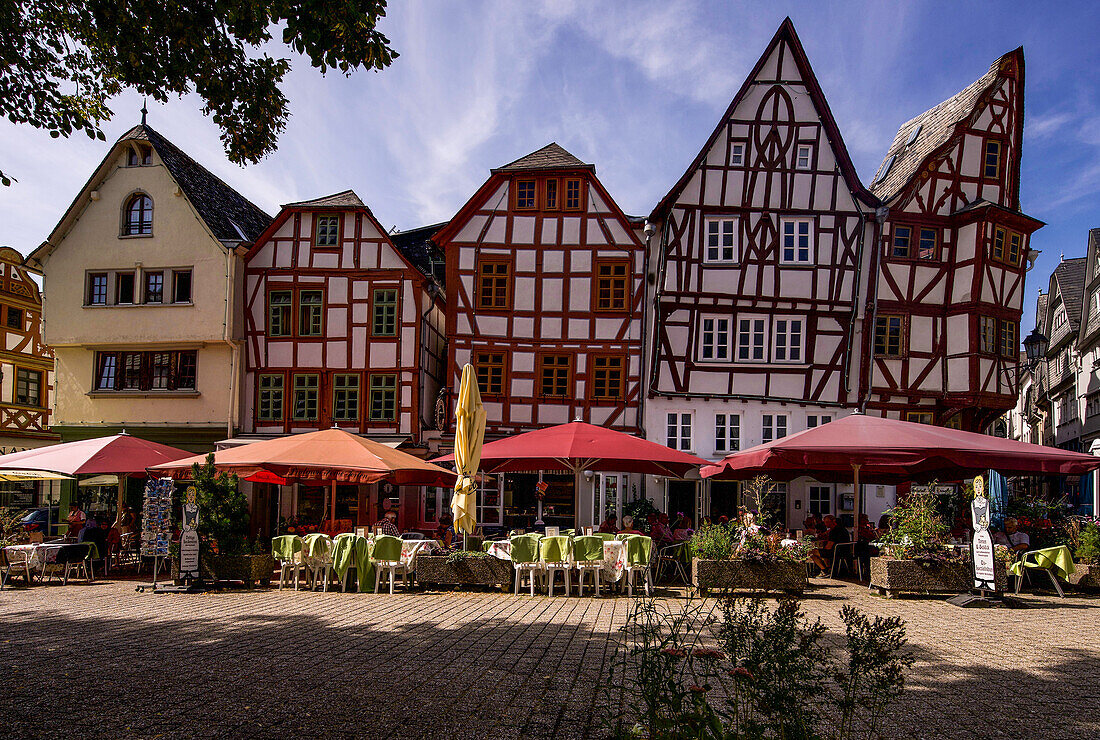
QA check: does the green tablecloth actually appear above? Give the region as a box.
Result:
[271,535,302,561]
[1009,545,1076,581]
[332,534,375,592]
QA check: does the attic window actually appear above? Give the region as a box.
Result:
[127,145,152,167]
[795,145,813,170]
[875,155,896,183]
[905,125,922,147]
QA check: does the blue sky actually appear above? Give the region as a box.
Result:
[2,1,1098,329]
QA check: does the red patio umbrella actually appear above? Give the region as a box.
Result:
[432,421,707,477]
[0,432,192,475]
[702,412,1100,521]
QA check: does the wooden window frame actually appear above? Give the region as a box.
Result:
[121,192,153,237]
[593,258,630,313]
[475,257,513,312]
[699,314,732,362]
[144,271,165,304]
[171,269,193,304]
[736,314,768,363]
[291,373,321,422]
[773,316,804,364]
[702,216,739,264]
[312,213,343,250]
[779,217,814,264]
[257,373,285,422]
[666,411,693,452]
[371,287,399,337]
[267,289,293,337]
[514,179,537,210]
[115,272,136,305]
[992,226,1023,267]
[5,305,22,331]
[537,353,572,399]
[999,319,1018,358]
[14,367,42,407]
[874,315,906,358]
[891,225,912,258]
[564,178,584,211]
[87,272,109,306]
[979,315,997,355]
[589,354,625,401]
[332,372,361,423]
[983,139,1002,179]
[473,351,506,398]
[368,373,398,422]
[91,350,197,392]
[906,411,934,425]
[297,288,325,337]
[544,178,559,210]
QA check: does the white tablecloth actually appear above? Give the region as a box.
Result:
[486,540,626,582]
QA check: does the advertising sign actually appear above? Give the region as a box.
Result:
[179,486,201,581]
[970,477,997,592]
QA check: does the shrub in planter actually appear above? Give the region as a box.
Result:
[690,527,812,593]
[416,552,514,587]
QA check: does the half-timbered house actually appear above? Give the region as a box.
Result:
[645,19,881,527]
[433,143,647,531]
[865,48,1043,432]
[241,191,446,533]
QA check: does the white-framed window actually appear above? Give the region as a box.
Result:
[703,216,738,263]
[773,318,803,363]
[762,414,787,443]
[780,218,813,264]
[667,412,693,451]
[730,143,745,166]
[808,485,832,516]
[737,315,767,362]
[796,144,813,170]
[700,315,731,362]
[806,414,832,428]
[715,413,740,454]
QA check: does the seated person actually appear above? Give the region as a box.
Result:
[717,515,729,527]
[645,512,659,534]
[877,513,891,535]
[672,515,694,541]
[801,514,823,538]
[854,513,879,567]
[598,514,618,534]
[618,515,643,535]
[992,517,1029,552]
[66,503,86,539]
[373,510,400,537]
[809,515,851,575]
[651,513,674,545]
[434,513,456,549]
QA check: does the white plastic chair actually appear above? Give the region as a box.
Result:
[539,536,573,597]
[372,535,411,594]
[620,535,654,597]
[300,534,335,591]
[1,548,35,589]
[510,534,544,596]
[573,535,604,597]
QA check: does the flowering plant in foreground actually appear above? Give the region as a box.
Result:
[604,597,914,739]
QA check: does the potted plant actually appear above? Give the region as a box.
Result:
[690,479,810,594]
[1067,517,1099,590]
[415,550,514,590]
[171,454,273,588]
[870,488,1006,597]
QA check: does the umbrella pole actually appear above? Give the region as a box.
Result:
[851,463,862,530]
[330,480,337,525]
[116,476,126,524]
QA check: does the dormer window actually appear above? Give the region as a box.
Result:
[122,193,153,236]
[796,145,813,170]
[564,179,583,210]
[315,215,340,248]
[515,180,536,209]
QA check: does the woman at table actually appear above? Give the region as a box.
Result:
[434,513,456,549]
[598,514,618,534]
[66,503,86,539]
[618,516,643,536]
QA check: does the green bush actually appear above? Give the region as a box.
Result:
[1077,522,1100,564]
[881,490,949,560]
[689,522,737,561]
[191,453,250,557]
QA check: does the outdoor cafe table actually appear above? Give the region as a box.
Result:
[1009,545,1076,581]
[2,541,96,583]
[485,538,627,583]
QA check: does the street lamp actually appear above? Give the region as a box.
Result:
[1023,328,1049,370]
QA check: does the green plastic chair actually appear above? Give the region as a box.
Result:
[620,535,653,597]
[510,533,544,596]
[271,535,303,590]
[573,535,605,596]
[371,534,409,594]
[539,535,574,597]
[597,532,616,542]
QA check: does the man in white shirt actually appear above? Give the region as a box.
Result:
[992,517,1030,552]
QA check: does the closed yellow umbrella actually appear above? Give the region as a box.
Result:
[452,363,486,535]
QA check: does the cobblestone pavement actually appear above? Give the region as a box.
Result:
[1,577,1097,739]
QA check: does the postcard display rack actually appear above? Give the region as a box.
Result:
[140,477,174,583]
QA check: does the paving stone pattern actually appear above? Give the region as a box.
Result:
[1,579,1098,739]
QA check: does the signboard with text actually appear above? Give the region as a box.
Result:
[970,477,997,592]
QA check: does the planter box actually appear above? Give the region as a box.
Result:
[415,555,513,588]
[1068,562,1099,591]
[692,558,807,594]
[172,553,274,588]
[869,557,1007,597]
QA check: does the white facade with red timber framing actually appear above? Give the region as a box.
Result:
[241,190,446,442]
[865,47,1043,432]
[644,20,880,526]
[436,144,646,437]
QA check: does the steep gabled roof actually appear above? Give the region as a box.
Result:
[391,223,447,286]
[870,49,1023,203]
[651,18,877,220]
[1052,257,1087,334]
[491,143,592,173]
[283,190,365,209]
[1035,291,1048,330]
[122,125,272,243]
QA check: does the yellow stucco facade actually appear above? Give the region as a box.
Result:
[30,129,264,450]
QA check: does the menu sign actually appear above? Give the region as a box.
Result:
[970,477,997,592]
